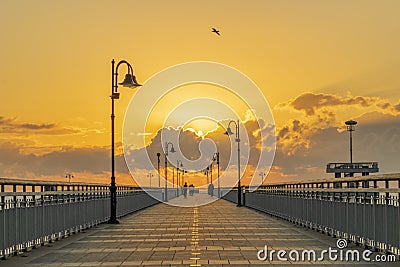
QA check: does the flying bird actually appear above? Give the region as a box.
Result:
[211,28,220,36]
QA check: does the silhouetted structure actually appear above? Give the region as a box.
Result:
[326,120,379,178]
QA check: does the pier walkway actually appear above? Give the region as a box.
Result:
[1,194,397,266]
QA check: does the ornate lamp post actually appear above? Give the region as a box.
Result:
[157,153,161,187]
[164,142,175,201]
[213,152,220,197]
[109,59,141,224]
[225,120,242,206]
[176,160,183,196]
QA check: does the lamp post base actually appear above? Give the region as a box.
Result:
[108,218,120,224]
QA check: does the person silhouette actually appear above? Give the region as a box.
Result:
[183,182,188,198]
[208,183,214,197]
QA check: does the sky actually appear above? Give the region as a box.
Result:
[0,0,399,186]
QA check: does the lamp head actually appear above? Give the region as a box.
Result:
[179,162,183,167]
[170,146,176,153]
[345,120,357,126]
[345,120,357,131]
[224,127,234,136]
[119,74,142,88]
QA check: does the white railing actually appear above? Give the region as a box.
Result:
[0,178,173,259]
[221,173,400,257]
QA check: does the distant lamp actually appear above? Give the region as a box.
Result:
[224,127,234,136]
[224,120,242,206]
[164,141,175,202]
[119,73,141,88]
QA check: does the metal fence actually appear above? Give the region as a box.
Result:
[222,173,400,256]
[0,178,172,259]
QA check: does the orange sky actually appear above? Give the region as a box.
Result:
[1,1,399,185]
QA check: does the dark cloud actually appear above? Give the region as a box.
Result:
[1,111,398,183]
[0,142,129,178]
[287,93,393,115]
[0,115,79,135]
[273,112,400,179]
[124,118,275,176]
[19,123,56,130]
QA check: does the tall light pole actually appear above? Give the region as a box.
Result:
[345,120,357,165]
[109,59,141,224]
[157,153,161,187]
[213,152,220,197]
[176,160,183,196]
[164,142,175,202]
[225,120,242,206]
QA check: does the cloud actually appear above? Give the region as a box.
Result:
[124,118,275,188]
[19,123,56,130]
[0,116,79,135]
[0,142,129,179]
[273,111,400,180]
[1,97,399,185]
[278,92,397,116]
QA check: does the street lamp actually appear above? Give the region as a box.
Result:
[65,173,74,184]
[164,142,176,202]
[176,160,183,196]
[345,120,357,165]
[213,152,220,197]
[147,173,154,187]
[204,166,210,184]
[157,153,161,187]
[259,172,266,185]
[109,59,141,224]
[225,120,242,206]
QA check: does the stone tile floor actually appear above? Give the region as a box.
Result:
[1,195,397,266]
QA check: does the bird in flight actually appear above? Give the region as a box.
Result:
[211,28,220,36]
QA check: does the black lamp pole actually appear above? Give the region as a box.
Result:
[214,152,220,197]
[157,153,161,187]
[109,59,141,224]
[177,160,183,196]
[164,142,175,202]
[225,120,241,206]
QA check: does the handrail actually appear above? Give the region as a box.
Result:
[0,177,135,187]
[260,173,400,188]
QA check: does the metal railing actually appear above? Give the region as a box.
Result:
[221,173,400,256]
[0,178,173,259]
